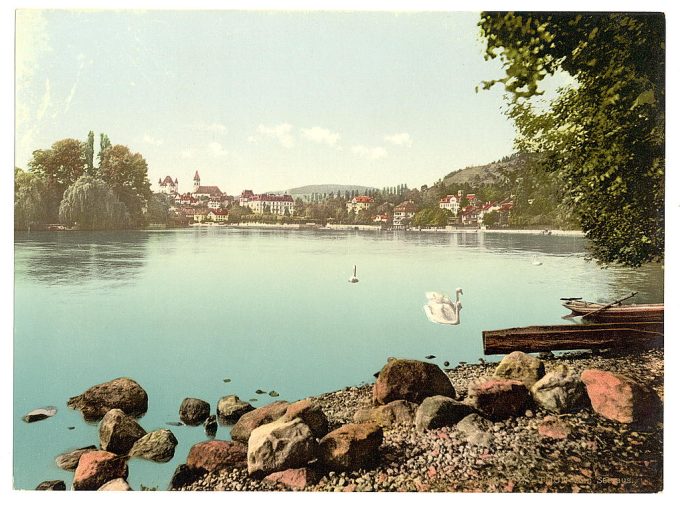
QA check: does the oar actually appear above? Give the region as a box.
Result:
[580,292,639,320]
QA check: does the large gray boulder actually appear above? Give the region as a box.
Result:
[247,418,318,478]
[354,400,418,428]
[373,359,456,405]
[99,408,147,455]
[415,396,475,432]
[179,398,210,426]
[230,401,289,443]
[67,377,148,421]
[494,351,545,388]
[531,365,589,413]
[217,395,254,424]
[129,429,178,462]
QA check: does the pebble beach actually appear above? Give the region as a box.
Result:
[178,347,664,493]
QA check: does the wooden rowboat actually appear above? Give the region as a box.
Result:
[562,299,664,322]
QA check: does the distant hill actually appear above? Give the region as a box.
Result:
[440,153,533,187]
[270,184,378,198]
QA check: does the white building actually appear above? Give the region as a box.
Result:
[239,190,295,215]
[346,195,374,213]
[158,176,178,195]
[439,194,461,215]
[393,200,418,228]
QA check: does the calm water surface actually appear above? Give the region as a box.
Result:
[13,228,664,489]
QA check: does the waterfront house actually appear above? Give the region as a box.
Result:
[239,190,295,215]
[393,200,418,229]
[207,210,229,222]
[461,205,480,226]
[373,213,390,225]
[439,193,462,215]
[346,195,374,213]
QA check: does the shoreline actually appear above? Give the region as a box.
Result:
[178,346,663,493]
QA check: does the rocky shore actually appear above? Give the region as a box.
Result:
[178,347,663,493]
[37,347,663,493]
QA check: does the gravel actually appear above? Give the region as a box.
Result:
[175,347,663,493]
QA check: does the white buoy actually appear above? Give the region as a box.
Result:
[349,265,359,283]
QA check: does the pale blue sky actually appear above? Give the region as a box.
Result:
[15,9,526,195]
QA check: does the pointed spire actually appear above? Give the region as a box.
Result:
[194,170,200,180]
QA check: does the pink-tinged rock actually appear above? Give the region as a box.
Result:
[538,416,572,439]
[318,422,383,471]
[264,467,318,490]
[186,440,247,472]
[281,399,329,438]
[581,369,661,424]
[372,359,456,405]
[72,451,128,491]
[230,401,289,443]
[466,378,531,420]
[67,377,148,421]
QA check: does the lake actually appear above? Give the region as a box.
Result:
[13,227,664,490]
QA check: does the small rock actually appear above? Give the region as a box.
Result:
[223,378,231,383]
[230,401,289,443]
[443,361,450,367]
[538,417,572,439]
[415,396,475,432]
[204,415,218,437]
[281,399,329,438]
[36,480,66,490]
[373,359,456,405]
[318,422,383,471]
[179,398,210,426]
[169,464,207,490]
[425,355,436,359]
[264,467,318,490]
[99,408,146,455]
[98,478,133,491]
[22,406,57,423]
[217,395,254,424]
[255,389,266,394]
[269,390,280,397]
[466,377,531,420]
[129,429,178,462]
[494,351,545,388]
[187,440,248,472]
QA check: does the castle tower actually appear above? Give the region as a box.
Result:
[193,171,200,193]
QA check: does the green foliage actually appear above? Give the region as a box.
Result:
[412,207,451,228]
[480,12,664,266]
[14,168,52,229]
[59,175,130,230]
[483,210,500,227]
[98,145,152,226]
[85,131,95,174]
[146,193,170,224]
[28,138,88,202]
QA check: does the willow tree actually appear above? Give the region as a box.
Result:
[14,168,52,230]
[59,175,130,230]
[479,12,664,266]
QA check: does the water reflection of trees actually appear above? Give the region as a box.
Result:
[15,231,150,286]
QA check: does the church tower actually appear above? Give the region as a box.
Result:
[193,171,200,193]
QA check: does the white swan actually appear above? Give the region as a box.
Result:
[424,288,463,325]
[348,265,359,283]
[531,256,543,266]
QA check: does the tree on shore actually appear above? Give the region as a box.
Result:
[59,175,130,230]
[479,12,664,267]
[98,144,152,226]
[28,138,88,216]
[14,168,53,230]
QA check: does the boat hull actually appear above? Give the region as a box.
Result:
[562,301,664,322]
